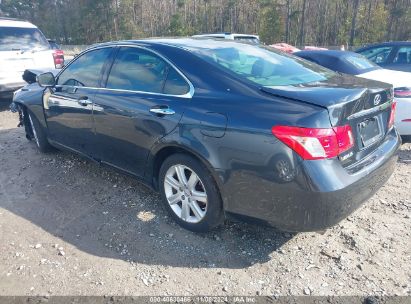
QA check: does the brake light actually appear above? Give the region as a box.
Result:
[53,50,64,69]
[388,101,397,129]
[394,87,411,98]
[271,125,354,160]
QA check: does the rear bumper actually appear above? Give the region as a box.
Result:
[223,128,401,232]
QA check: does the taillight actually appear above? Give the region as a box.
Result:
[388,101,397,129]
[53,50,64,69]
[271,125,354,160]
[394,87,411,98]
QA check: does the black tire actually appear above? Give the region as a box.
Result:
[27,111,53,153]
[159,153,224,232]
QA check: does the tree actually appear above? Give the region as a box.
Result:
[350,0,360,46]
[0,0,410,46]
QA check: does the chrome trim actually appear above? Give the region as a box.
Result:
[347,101,391,120]
[78,99,93,106]
[55,44,195,99]
[150,108,175,115]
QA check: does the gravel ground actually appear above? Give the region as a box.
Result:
[0,103,410,297]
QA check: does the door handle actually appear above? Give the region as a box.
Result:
[150,106,175,116]
[77,96,92,106]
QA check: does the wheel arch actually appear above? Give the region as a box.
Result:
[147,143,228,210]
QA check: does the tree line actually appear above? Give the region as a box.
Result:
[1,0,410,47]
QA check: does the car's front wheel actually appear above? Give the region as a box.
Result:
[159,154,224,232]
[27,112,53,153]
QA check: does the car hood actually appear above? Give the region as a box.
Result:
[358,69,411,88]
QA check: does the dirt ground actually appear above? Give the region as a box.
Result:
[0,101,410,297]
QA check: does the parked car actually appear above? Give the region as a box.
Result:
[193,33,260,44]
[303,46,328,51]
[47,39,65,69]
[295,50,411,137]
[0,18,64,100]
[47,39,60,50]
[270,43,300,53]
[356,41,411,73]
[12,39,400,232]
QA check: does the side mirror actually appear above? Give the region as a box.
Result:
[37,72,56,87]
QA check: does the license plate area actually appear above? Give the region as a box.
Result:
[358,116,383,148]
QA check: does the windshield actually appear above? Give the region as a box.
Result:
[344,54,380,72]
[0,27,50,51]
[192,43,336,86]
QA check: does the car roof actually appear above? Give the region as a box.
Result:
[356,41,411,51]
[295,50,356,58]
[0,18,37,28]
[89,37,260,52]
[193,33,259,38]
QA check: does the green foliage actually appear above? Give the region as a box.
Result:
[169,13,186,36]
[0,0,410,46]
[259,2,284,44]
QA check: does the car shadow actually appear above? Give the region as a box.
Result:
[0,128,294,269]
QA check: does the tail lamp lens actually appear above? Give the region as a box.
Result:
[388,101,397,129]
[271,125,354,160]
[53,50,65,69]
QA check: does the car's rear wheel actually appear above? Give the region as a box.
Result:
[159,153,224,232]
[27,112,53,153]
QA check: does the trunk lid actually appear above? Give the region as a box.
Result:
[262,74,394,166]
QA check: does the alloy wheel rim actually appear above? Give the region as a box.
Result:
[28,115,40,147]
[164,164,208,223]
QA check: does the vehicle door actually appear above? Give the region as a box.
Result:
[92,46,193,176]
[44,47,114,157]
[383,46,411,72]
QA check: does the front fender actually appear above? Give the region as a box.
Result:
[12,83,47,130]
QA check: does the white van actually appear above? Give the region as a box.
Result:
[193,33,260,44]
[0,18,62,99]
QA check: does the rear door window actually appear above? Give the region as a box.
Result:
[57,47,112,88]
[358,46,394,64]
[163,67,190,95]
[106,47,190,95]
[0,27,49,51]
[392,46,411,64]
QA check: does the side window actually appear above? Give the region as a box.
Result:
[57,48,112,88]
[106,47,190,95]
[107,47,167,93]
[393,46,411,64]
[358,46,393,64]
[163,67,190,95]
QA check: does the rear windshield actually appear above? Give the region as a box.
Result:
[192,43,336,87]
[344,54,380,72]
[0,27,50,51]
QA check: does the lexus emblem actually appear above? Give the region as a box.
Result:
[374,94,382,106]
